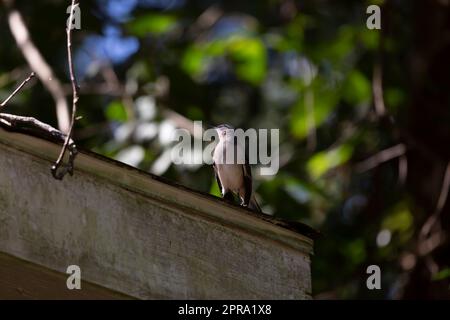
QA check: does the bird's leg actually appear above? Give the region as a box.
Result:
[238,189,248,207]
[223,191,235,203]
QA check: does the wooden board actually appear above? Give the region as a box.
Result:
[0,128,313,299]
[0,252,131,299]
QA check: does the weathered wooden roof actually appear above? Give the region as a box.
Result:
[0,126,315,299]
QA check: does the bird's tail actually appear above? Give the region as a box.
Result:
[248,195,262,212]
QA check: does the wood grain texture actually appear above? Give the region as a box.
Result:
[0,128,313,299]
[0,252,132,299]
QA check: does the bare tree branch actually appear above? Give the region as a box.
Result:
[398,154,408,185]
[0,72,35,110]
[372,63,386,117]
[3,1,70,132]
[0,113,73,144]
[305,89,316,153]
[0,113,79,180]
[355,143,406,173]
[51,0,79,180]
[434,161,450,214]
[419,161,450,239]
[162,109,205,139]
[411,161,450,270]
[188,5,223,41]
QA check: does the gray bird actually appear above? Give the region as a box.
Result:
[212,124,261,212]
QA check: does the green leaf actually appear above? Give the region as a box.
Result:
[182,45,206,76]
[307,144,353,179]
[316,25,355,64]
[227,36,267,85]
[210,177,221,197]
[284,179,312,204]
[382,203,413,233]
[345,239,367,265]
[127,13,177,36]
[181,36,267,85]
[106,101,127,122]
[205,40,228,56]
[360,27,380,50]
[343,70,371,104]
[290,86,337,139]
[432,268,450,281]
[187,106,204,120]
[385,88,405,110]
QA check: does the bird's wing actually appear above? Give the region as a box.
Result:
[242,161,252,206]
[212,162,223,195]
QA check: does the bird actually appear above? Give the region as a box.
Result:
[212,124,261,212]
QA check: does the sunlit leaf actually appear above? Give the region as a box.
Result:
[307,144,353,179]
[127,13,177,36]
[106,100,127,122]
[227,36,267,85]
[210,177,221,197]
[182,45,206,76]
[343,70,371,104]
[181,36,267,85]
[382,203,413,232]
[150,148,173,175]
[115,145,145,167]
[290,86,337,139]
[206,40,228,56]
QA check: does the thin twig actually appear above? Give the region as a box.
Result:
[0,72,35,110]
[163,109,204,139]
[0,113,73,144]
[434,161,450,214]
[398,154,408,185]
[413,161,450,267]
[419,161,450,238]
[4,2,70,132]
[372,63,386,117]
[305,89,316,152]
[0,113,78,180]
[188,5,223,41]
[51,0,79,180]
[355,143,406,173]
